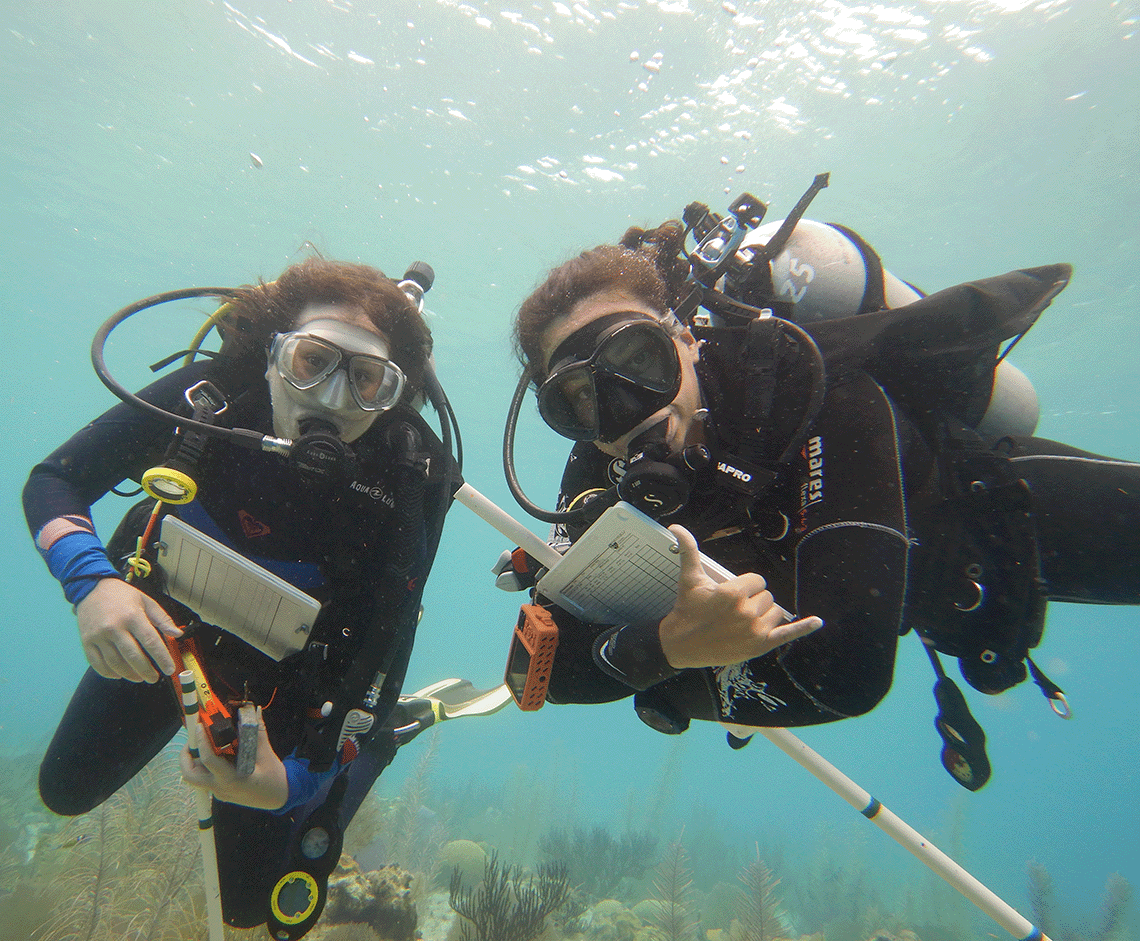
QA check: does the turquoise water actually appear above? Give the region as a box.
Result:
[2,1,1137,936]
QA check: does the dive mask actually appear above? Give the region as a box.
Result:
[538,313,681,444]
[269,330,405,411]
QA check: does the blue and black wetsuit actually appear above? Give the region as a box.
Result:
[23,358,454,927]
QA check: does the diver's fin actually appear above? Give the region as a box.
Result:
[392,679,513,745]
[435,682,513,719]
[403,678,513,719]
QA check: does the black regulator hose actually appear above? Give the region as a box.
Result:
[774,317,828,465]
[503,368,591,525]
[91,287,275,452]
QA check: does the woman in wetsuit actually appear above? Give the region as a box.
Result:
[506,213,1140,783]
[24,258,456,929]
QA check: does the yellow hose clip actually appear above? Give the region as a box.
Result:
[141,467,198,505]
[125,539,152,580]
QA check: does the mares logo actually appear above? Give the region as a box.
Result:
[798,436,824,527]
[350,479,395,507]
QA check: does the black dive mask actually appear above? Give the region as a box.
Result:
[538,313,681,444]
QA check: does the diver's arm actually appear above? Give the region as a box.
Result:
[181,710,290,811]
[24,364,209,678]
[23,362,212,532]
[544,603,637,704]
[586,525,820,693]
[546,527,821,701]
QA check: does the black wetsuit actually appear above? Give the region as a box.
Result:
[23,359,454,927]
[541,267,1140,729]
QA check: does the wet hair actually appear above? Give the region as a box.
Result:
[217,257,432,394]
[513,221,689,384]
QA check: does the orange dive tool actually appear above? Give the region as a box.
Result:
[162,633,238,758]
[504,604,559,711]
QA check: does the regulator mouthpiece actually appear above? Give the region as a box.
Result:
[289,418,353,486]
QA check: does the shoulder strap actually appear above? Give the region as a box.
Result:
[825,222,886,314]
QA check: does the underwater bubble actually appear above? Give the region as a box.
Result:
[584,167,624,182]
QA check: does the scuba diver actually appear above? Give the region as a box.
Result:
[501,176,1140,790]
[24,257,465,936]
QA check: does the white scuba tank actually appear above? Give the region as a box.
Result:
[730,218,1039,437]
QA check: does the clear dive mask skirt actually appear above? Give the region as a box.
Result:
[271,331,405,411]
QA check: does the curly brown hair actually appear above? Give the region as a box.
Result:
[513,221,690,384]
[217,257,433,394]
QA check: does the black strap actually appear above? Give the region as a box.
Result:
[1027,656,1070,716]
[827,223,887,314]
[737,319,786,464]
[298,419,440,770]
[923,642,993,791]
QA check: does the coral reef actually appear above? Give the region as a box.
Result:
[449,851,571,941]
[386,730,447,880]
[306,923,387,941]
[538,825,659,903]
[732,850,784,941]
[323,855,417,941]
[7,740,1132,941]
[438,839,489,889]
[581,897,644,940]
[345,730,449,906]
[32,751,203,941]
[1028,861,1133,941]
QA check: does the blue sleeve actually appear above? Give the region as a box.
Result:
[273,754,343,814]
[43,531,122,607]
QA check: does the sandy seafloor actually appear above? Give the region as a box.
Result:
[1,1,1137,939]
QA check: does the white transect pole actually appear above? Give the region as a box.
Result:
[745,725,1050,941]
[456,480,1051,941]
[454,482,562,570]
[179,671,225,941]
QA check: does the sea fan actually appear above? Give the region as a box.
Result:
[449,851,570,941]
[650,834,699,941]
[733,847,784,941]
[33,751,201,941]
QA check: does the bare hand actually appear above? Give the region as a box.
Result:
[75,578,183,683]
[180,709,288,811]
[658,525,823,670]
